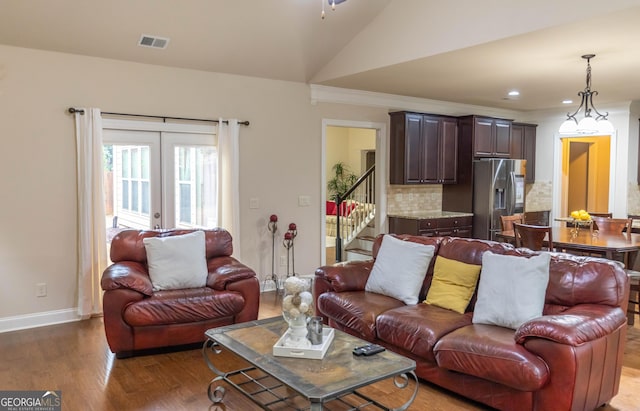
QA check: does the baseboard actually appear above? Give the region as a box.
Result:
[0,308,80,333]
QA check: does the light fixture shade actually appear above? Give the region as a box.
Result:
[559,119,578,134]
[559,55,614,135]
[576,117,599,134]
[597,119,614,134]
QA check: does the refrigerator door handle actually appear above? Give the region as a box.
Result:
[506,171,516,216]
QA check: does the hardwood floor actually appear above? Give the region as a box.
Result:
[0,292,638,411]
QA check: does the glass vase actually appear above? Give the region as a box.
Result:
[281,277,314,348]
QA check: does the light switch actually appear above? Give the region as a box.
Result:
[249,198,259,209]
[298,195,311,207]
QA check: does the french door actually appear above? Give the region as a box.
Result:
[102,120,218,232]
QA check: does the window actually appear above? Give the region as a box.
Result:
[102,120,217,234]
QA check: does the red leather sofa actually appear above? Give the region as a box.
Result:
[102,228,260,358]
[314,235,629,411]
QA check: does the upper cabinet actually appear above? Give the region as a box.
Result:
[389,112,458,184]
[511,123,537,183]
[462,116,512,158]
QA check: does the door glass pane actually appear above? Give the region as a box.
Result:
[174,145,217,229]
[106,144,152,230]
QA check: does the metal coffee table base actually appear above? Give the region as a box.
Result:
[202,317,419,411]
[203,339,418,410]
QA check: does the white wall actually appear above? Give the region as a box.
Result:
[347,128,376,174]
[0,45,391,327]
[2,43,637,329]
[526,103,634,219]
[325,126,376,199]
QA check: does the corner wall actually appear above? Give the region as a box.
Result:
[0,44,392,329]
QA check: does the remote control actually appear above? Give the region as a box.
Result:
[361,344,385,356]
[352,344,369,356]
[353,344,385,356]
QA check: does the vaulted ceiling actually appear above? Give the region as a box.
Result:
[2,0,640,112]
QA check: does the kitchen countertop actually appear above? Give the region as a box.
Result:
[387,211,473,219]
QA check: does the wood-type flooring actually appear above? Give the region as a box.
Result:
[1,291,638,410]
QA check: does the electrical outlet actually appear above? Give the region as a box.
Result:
[280,255,287,266]
[36,283,47,297]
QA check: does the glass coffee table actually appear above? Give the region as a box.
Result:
[203,317,418,410]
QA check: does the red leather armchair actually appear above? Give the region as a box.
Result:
[101,228,260,358]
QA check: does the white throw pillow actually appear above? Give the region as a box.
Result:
[143,230,208,291]
[365,235,435,305]
[473,252,551,329]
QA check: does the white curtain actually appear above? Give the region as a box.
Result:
[217,118,241,259]
[74,108,108,319]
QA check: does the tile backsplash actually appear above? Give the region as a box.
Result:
[387,185,442,214]
[629,183,640,215]
[386,181,640,218]
[525,181,553,212]
[386,181,553,215]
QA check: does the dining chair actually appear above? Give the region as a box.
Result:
[589,217,633,267]
[513,223,554,251]
[588,212,613,218]
[627,270,640,325]
[628,214,640,234]
[591,217,632,234]
[500,213,524,231]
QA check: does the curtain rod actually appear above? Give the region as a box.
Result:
[68,107,249,126]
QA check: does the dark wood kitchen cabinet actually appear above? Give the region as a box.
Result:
[389,216,473,238]
[389,111,458,184]
[462,115,512,158]
[511,122,537,183]
[441,115,512,213]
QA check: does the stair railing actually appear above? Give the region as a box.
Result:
[335,165,375,262]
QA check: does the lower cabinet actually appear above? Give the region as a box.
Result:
[389,216,472,238]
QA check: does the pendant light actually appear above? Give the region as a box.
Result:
[559,54,614,135]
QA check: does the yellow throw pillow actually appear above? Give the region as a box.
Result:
[424,256,482,314]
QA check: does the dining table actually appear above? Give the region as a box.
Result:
[496,226,640,269]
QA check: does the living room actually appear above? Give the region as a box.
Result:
[1,1,640,410]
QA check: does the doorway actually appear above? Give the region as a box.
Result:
[321,120,387,265]
[561,136,611,216]
[102,119,218,234]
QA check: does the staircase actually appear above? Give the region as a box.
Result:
[345,222,376,261]
[334,165,375,262]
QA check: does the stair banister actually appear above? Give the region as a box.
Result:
[335,165,375,262]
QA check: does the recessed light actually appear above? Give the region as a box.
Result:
[562,99,573,104]
[508,90,520,97]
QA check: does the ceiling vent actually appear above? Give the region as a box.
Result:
[138,34,170,49]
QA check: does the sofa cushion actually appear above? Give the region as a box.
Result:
[143,230,208,291]
[434,324,549,391]
[473,252,550,329]
[317,291,404,341]
[425,256,481,314]
[123,287,245,326]
[365,234,435,305]
[376,304,472,362]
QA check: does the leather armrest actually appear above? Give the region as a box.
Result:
[207,256,257,290]
[101,261,153,296]
[515,305,628,346]
[314,260,373,292]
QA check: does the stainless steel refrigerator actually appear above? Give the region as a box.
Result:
[472,159,526,241]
